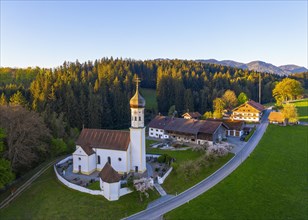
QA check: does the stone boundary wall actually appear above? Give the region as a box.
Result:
[55,156,132,198]
[54,157,104,196]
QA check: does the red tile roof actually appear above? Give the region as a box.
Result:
[76,129,130,151]
[99,162,121,183]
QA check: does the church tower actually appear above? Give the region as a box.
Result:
[129,78,146,173]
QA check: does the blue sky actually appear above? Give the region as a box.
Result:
[1,1,307,68]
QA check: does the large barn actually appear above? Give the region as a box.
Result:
[148,116,228,144]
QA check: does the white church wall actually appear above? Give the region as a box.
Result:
[73,147,89,174]
[87,154,96,174]
[130,127,146,172]
[96,149,129,174]
[103,181,120,201]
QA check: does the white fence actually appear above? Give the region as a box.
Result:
[158,167,173,184]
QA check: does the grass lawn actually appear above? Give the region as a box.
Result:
[165,125,308,220]
[87,181,100,190]
[0,167,160,220]
[146,139,234,194]
[291,99,308,122]
[140,88,157,110]
[163,153,234,195]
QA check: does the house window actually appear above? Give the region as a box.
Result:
[156,129,158,132]
[150,133,153,135]
[118,157,122,161]
[150,128,153,131]
[139,116,141,121]
[97,155,101,164]
[108,156,111,164]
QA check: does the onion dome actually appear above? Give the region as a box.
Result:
[130,80,145,108]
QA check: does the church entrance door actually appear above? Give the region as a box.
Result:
[135,166,138,172]
[78,165,81,173]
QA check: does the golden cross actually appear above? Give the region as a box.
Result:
[135,76,141,89]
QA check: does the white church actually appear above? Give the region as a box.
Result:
[72,80,146,200]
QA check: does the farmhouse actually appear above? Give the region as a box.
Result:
[182,111,202,119]
[72,80,146,200]
[148,116,228,144]
[207,118,245,137]
[268,111,285,124]
[230,100,265,122]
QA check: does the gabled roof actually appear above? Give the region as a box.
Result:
[81,145,95,156]
[247,100,265,111]
[198,121,229,134]
[99,162,121,183]
[164,118,204,135]
[268,112,285,122]
[148,116,173,129]
[233,100,265,112]
[148,116,228,135]
[206,118,244,131]
[182,112,202,118]
[76,129,130,151]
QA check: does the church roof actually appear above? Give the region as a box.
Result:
[130,83,145,108]
[99,162,121,183]
[76,129,130,151]
[81,144,95,156]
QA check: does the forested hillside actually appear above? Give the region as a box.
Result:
[1,58,306,132]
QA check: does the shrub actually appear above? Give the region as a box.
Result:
[50,138,68,156]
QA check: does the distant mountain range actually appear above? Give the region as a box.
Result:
[196,59,307,76]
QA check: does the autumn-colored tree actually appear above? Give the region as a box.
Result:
[213,98,225,119]
[222,90,238,109]
[282,103,298,124]
[273,78,303,105]
[0,106,51,174]
[202,111,213,119]
[0,93,7,106]
[237,92,248,105]
[9,91,27,107]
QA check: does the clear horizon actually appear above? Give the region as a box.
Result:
[1,1,307,69]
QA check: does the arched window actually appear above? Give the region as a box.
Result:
[135,116,137,121]
[108,156,111,164]
[97,155,101,164]
[139,116,141,121]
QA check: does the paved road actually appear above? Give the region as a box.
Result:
[125,110,270,220]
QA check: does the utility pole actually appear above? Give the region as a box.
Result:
[259,73,261,104]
